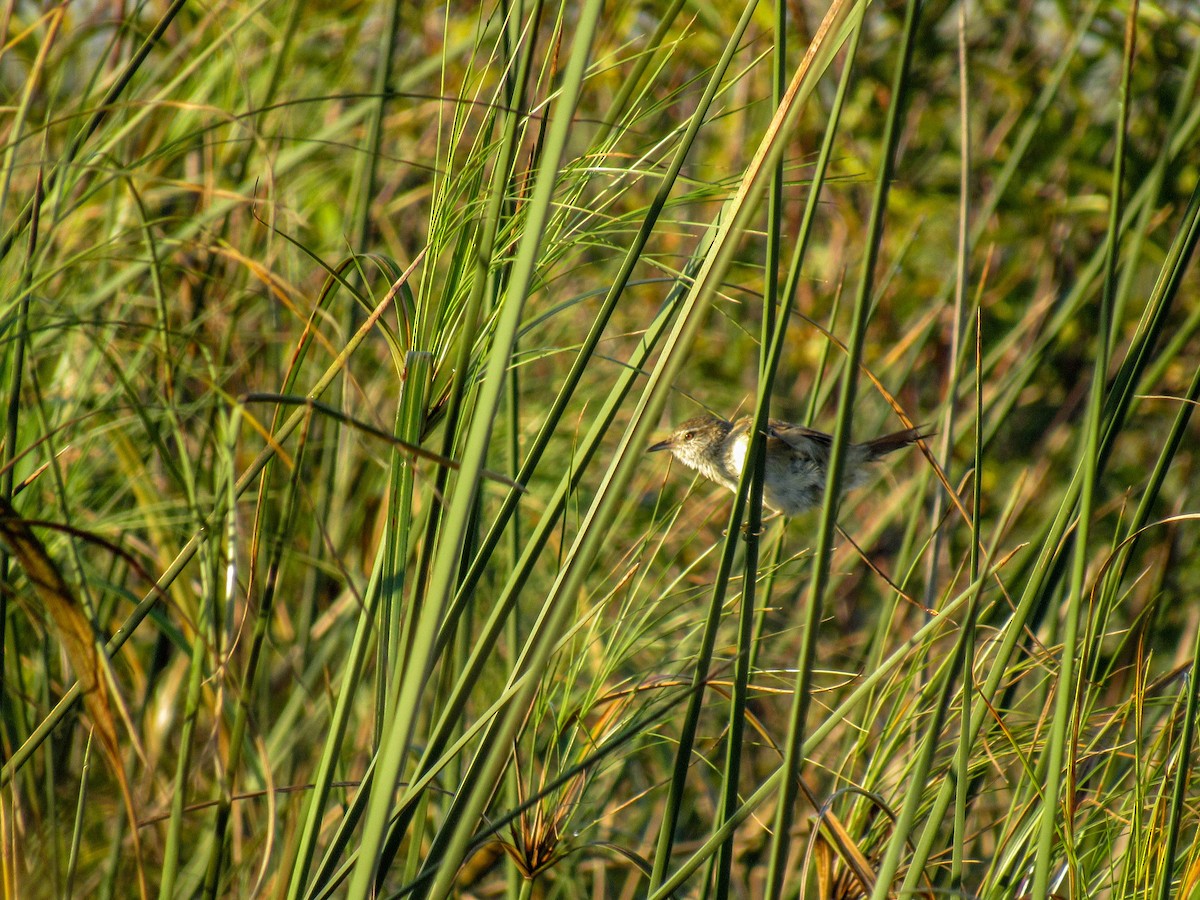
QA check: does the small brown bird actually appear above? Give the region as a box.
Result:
[648,413,929,516]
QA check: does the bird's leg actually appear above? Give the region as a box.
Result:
[741,510,782,538]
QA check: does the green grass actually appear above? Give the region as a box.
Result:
[3,1,1200,897]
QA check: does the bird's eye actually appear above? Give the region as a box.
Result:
[683,431,694,441]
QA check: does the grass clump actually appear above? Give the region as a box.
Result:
[2,2,1199,898]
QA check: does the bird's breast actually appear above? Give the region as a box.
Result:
[727,432,748,476]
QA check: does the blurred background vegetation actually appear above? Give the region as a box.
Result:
[2,0,1199,897]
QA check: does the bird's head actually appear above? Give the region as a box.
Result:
[647,414,732,474]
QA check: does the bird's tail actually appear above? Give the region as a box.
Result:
[861,426,933,459]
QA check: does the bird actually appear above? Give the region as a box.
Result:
[647,413,930,516]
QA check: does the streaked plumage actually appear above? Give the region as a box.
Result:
[648,413,929,516]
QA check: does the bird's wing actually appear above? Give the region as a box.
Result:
[765,420,833,459]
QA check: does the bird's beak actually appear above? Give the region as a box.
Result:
[646,437,674,454]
